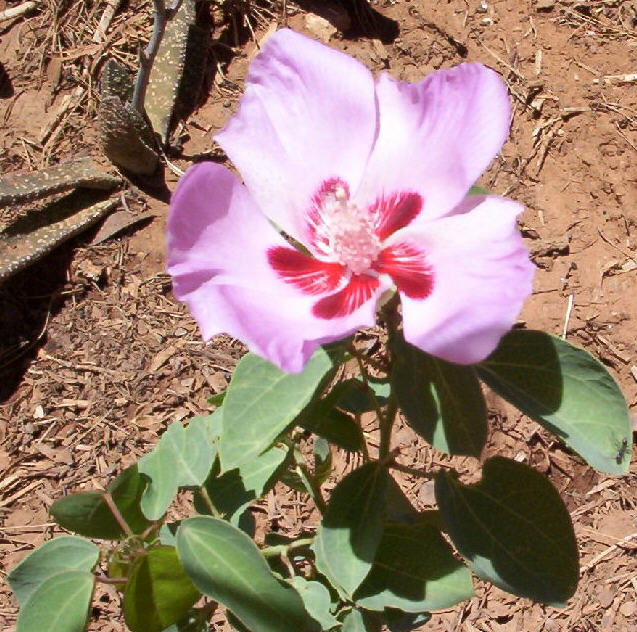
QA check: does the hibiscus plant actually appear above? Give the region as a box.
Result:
[8,29,631,632]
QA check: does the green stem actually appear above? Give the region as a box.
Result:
[103,492,134,538]
[379,395,398,460]
[261,537,314,558]
[197,486,222,518]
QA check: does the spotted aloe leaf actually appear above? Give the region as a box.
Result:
[0,158,120,208]
[100,58,135,103]
[146,0,205,145]
[98,95,160,175]
[0,190,118,282]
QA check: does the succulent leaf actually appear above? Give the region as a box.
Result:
[0,159,120,208]
[146,0,204,145]
[0,191,118,282]
[100,58,135,103]
[98,95,160,175]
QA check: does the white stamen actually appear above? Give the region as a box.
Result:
[318,192,381,275]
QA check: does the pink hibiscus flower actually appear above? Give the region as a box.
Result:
[167,29,534,373]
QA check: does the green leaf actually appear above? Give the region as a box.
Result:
[290,576,340,630]
[392,337,486,456]
[313,463,389,596]
[336,378,390,414]
[177,516,310,632]
[207,391,226,407]
[16,570,94,632]
[8,536,99,606]
[341,609,382,632]
[199,444,288,519]
[219,349,333,471]
[435,456,579,605]
[385,611,431,632]
[139,415,218,520]
[50,465,152,539]
[467,185,489,195]
[477,330,631,473]
[354,523,473,612]
[124,546,200,632]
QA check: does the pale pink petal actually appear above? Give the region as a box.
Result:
[397,196,534,364]
[215,29,377,243]
[355,64,511,221]
[167,162,377,373]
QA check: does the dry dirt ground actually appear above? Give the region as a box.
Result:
[1,1,636,631]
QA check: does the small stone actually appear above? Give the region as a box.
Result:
[536,0,555,11]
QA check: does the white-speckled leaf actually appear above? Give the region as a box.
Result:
[98,96,159,175]
[100,59,134,103]
[0,193,118,282]
[146,0,197,145]
[0,159,120,208]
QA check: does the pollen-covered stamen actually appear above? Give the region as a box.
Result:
[307,178,382,275]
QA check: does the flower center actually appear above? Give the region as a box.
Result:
[319,184,381,275]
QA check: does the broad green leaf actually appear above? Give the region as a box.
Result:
[336,378,390,414]
[313,463,389,596]
[290,576,340,630]
[8,536,99,606]
[297,405,364,452]
[124,546,200,632]
[341,609,382,632]
[392,337,486,456]
[477,330,631,473]
[139,414,218,520]
[16,570,94,632]
[177,516,310,632]
[50,465,152,539]
[219,349,333,471]
[435,457,579,605]
[199,444,288,519]
[354,523,473,612]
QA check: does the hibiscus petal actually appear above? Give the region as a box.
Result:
[398,196,534,364]
[356,64,511,221]
[268,246,344,295]
[370,192,423,241]
[167,162,377,373]
[374,243,433,299]
[313,274,380,319]
[215,29,378,244]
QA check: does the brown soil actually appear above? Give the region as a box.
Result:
[1,1,636,631]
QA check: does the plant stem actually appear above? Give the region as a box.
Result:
[292,445,327,514]
[387,460,435,480]
[197,486,222,518]
[95,574,127,585]
[103,492,134,538]
[261,537,314,558]
[378,394,397,460]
